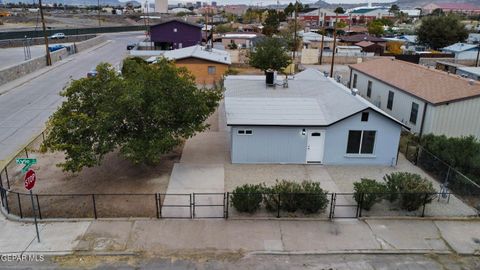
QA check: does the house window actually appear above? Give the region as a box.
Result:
[361,112,369,122]
[387,91,394,110]
[410,102,419,124]
[352,74,358,88]
[346,130,376,155]
[237,129,253,135]
[367,81,372,98]
[173,28,177,32]
[208,66,216,75]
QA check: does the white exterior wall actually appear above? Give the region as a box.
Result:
[427,98,480,138]
[351,70,427,133]
[455,50,479,60]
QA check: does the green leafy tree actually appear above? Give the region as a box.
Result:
[431,8,445,16]
[262,10,281,36]
[43,58,221,172]
[249,37,291,72]
[367,20,385,36]
[389,4,400,15]
[334,6,345,14]
[284,3,294,16]
[215,23,233,33]
[280,20,304,52]
[416,15,468,50]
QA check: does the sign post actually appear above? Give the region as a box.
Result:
[24,169,40,243]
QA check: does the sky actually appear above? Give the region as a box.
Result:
[133,0,396,6]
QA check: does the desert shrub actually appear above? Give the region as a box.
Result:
[275,180,303,212]
[230,184,264,213]
[384,172,436,211]
[263,186,280,212]
[353,178,386,211]
[298,181,329,214]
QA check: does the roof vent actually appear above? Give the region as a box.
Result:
[351,88,359,96]
[469,79,475,85]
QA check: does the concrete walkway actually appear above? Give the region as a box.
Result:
[2,215,480,256]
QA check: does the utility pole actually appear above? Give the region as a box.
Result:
[204,8,208,45]
[318,10,325,65]
[292,0,298,74]
[97,0,101,26]
[476,44,480,67]
[38,0,51,66]
[329,12,338,78]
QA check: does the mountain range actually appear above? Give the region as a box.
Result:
[316,0,480,9]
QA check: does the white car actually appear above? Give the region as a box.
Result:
[49,33,65,39]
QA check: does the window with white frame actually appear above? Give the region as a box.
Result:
[237,129,253,135]
[208,66,216,75]
[346,130,376,154]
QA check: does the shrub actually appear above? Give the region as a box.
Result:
[384,172,436,211]
[275,180,303,212]
[353,178,386,211]
[230,184,264,213]
[298,181,329,214]
[263,186,280,212]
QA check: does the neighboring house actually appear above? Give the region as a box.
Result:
[435,61,465,74]
[300,31,334,49]
[349,58,480,138]
[150,20,202,50]
[422,3,480,15]
[456,67,480,81]
[339,34,386,46]
[441,43,480,60]
[224,69,406,165]
[223,4,248,16]
[221,32,263,49]
[468,33,480,44]
[149,45,231,86]
[355,41,384,55]
[335,46,362,55]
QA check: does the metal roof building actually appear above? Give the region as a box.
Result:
[224,69,406,165]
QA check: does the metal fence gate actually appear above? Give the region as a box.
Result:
[192,193,226,218]
[329,193,360,219]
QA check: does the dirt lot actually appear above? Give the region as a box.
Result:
[7,146,182,218]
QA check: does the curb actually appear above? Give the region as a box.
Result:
[248,250,454,256]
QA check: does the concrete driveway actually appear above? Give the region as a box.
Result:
[162,103,229,218]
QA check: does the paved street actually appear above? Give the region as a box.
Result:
[0,45,47,69]
[0,32,143,165]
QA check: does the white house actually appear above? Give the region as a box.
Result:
[349,58,480,138]
[441,43,480,60]
[224,69,407,165]
[456,67,480,81]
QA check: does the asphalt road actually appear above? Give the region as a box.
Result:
[0,32,143,163]
[0,45,47,69]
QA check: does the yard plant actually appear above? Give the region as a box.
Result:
[353,178,386,211]
[384,172,436,211]
[230,184,264,213]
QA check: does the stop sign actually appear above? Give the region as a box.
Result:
[24,169,36,190]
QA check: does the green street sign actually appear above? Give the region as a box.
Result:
[16,158,37,173]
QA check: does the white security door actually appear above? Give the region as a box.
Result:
[306,130,325,163]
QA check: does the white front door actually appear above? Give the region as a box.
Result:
[306,130,325,163]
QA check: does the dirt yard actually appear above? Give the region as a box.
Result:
[7,146,182,219]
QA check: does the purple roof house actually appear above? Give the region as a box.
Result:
[150,20,203,50]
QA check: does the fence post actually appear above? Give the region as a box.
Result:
[421,193,428,217]
[329,193,335,219]
[158,194,162,218]
[5,168,10,189]
[277,193,281,218]
[92,194,97,219]
[17,193,23,218]
[223,192,226,219]
[4,190,10,214]
[415,146,420,165]
[35,194,42,220]
[155,193,159,219]
[225,192,229,219]
[192,193,195,218]
[358,193,364,218]
[405,141,409,160]
[25,148,29,158]
[190,194,193,219]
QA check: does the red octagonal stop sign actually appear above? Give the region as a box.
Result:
[24,169,36,190]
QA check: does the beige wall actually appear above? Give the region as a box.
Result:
[175,58,229,86]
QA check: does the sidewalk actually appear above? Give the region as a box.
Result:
[1,214,479,256]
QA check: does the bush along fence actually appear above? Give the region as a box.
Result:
[405,140,480,211]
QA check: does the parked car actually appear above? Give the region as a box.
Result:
[87,70,98,78]
[126,43,136,50]
[48,44,65,52]
[49,33,65,39]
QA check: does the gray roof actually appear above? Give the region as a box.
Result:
[457,66,480,76]
[224,69,405,127]
[442,43,478,53]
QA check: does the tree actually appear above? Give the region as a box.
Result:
[215,23,233,33]
[249,37,291,72]
[389,4,400,15]
[334,6,345,14]
[431,8,445,16]
[280,20,304,52]
[42,58,221,172]
[284,3,294,16]
[416,15,468,50]
[262,10,281,36]
[367,20,384,37]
